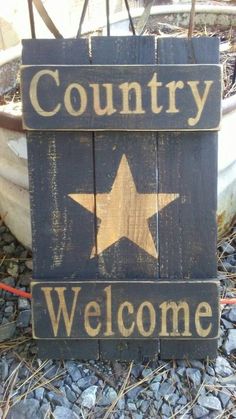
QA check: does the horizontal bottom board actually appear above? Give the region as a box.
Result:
[32,280,219,340]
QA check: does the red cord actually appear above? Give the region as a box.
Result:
[220,298,236,305]
[0,282,236,304]
[0,282,32,299]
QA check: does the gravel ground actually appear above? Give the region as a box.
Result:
[0,218,236,418]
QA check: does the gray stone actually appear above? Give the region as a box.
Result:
[71,405,81,417]
[186,368,202,386]
[127,401,137,411]
[220,242,235,254]
[25,260,33,270]
[34,387,44,401]
[3,244,15,255]
[7,262,19,277]
[132,414,143,419]
[0,359,8,380]
[206,366,215,376]
[44,365,59,380]
[161,403,172,416]
[18,298,31,311]
[223,329,236,354]
[117,397,125,410]
[80,385,98,409]
[218,390,231,408]
[221,318,234,329]
[5,306,14,314]
[131,365,143,378]
[127,385,143,399]
[203,374,217,385]
[65,361,82,382]
[6,399,40,419]
[178,395,188,405]
[223,307,236,323]
[192,405,210,418]
[141,368,153,379]
[0,226,6,234]
[158,381,174,396]
[176,360,187,367]
[17,310,31,328]
[220,374,236,385]
[153,399,162,411]
[176,367,186,377]
[2,277,15,287]
[77,375,97,390]
[152,374,163,383]
[19,273,31,287]
[149,382,160,393]
[0,321,16,342]
[222,261,234,272]
[52,406,79,419]
[71,383,81,395]
[38,402,51,419]
[2,233,15,244]
[98,386,117,406]
[197,395,222,411]
[214,356,233,377]
[140,400,149,413]
[164,393,179,405]
[190,360,204,370]
[65,385,77,403]
[47,391,71,408]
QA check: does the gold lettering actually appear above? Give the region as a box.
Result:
[195,302,212,337]
[89,83,116,116]
[29,69,61,117]
[41,287,81,337]
[119,82,145,114]
[117,301,135,337]
[64,83,87,116]
[187,80,213,126]
[84,301,101,337]
[166,80,184,113]
[147,72,163,114]
[136,301,156,337]
[159,301,192,337]
[104,285,114,336]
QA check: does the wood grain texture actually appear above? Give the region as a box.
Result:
[91,36,159,360]
[23,37,219,360]
[23,38,99,359]
[32,280,219,340]
[21,64,221,131]
[157,37,219,359]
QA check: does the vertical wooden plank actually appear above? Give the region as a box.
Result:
[91,36,159,360]
[23,39,99,359]
[157,38,219,359]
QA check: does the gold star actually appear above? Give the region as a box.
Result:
[69,154,178,259]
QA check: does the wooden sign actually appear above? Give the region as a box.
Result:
[32,281,219,340]
[22,36,220,360]
[21,64,221,131]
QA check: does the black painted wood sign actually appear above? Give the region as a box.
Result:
[21,64,221,130]
[22,36,221,360]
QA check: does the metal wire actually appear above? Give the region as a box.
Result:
[76,0,89,38]
[33,0,63,38]
[27,0,36,39]
[106,0,110,36]
[124,0,136,35]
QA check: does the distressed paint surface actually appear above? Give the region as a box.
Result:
[21,64,221,131]
[22,37,219,360]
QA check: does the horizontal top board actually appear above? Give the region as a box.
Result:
[21,64,221,131]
